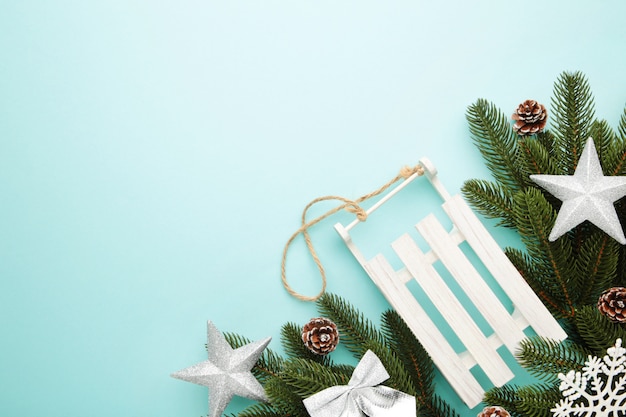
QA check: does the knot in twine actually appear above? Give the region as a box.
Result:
[345,203,368,222]
[281,164,424,302]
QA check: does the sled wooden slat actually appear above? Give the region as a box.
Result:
[364,254,485,408]
[415,213,527,353]
[442,195,568,342]
[392,232,514,387]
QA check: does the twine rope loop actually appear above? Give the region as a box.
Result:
[281,164,424,301]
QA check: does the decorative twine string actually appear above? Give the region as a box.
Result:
[281,164,425,302]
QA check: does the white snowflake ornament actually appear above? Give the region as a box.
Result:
[552,338,626,417]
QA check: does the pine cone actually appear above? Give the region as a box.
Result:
[302,317,339,355]
[512,99,548,136]
[598,287,626,323]
[477,406,510,417]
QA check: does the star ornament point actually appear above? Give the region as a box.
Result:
[530,138,626,245]
[171,321,271,417]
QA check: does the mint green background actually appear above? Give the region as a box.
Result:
[1,2,626,416]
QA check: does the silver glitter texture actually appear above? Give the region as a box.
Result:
[303,350,416,417]
[171,321,271,417]
[530,138,626,245]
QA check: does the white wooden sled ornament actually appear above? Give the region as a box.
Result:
[334,158,568,408]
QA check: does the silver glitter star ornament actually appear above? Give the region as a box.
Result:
[530,138,626,244]
[171,321,271,417]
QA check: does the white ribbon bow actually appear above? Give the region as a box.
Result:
[303,350,417,417]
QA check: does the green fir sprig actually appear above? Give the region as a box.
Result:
[462,70,626,417]
[516,337,591,382]
[483,383,562,417]
[225,293,458,417]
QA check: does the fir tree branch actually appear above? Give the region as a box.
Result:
[263,377,309,417]
[537,130,556,156]
[572,232,620,305]
[466,98,527,191]
[380,310,435,403]
[605,107,626,176]
[426,394,461,417]
[483,385,524,417]
[589,119,615,165]
[280,357,351,398]
[574,305,626,355]
[516,337,590,382]
[551,71,595,175]
[316,293,385,358]
[518,136,560,176]
[461,179,515,227]
[485,383,560,417]
[329,363,357,377]
[512,188,576,318]
[516,383,561,417]
[506,247,568,319]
